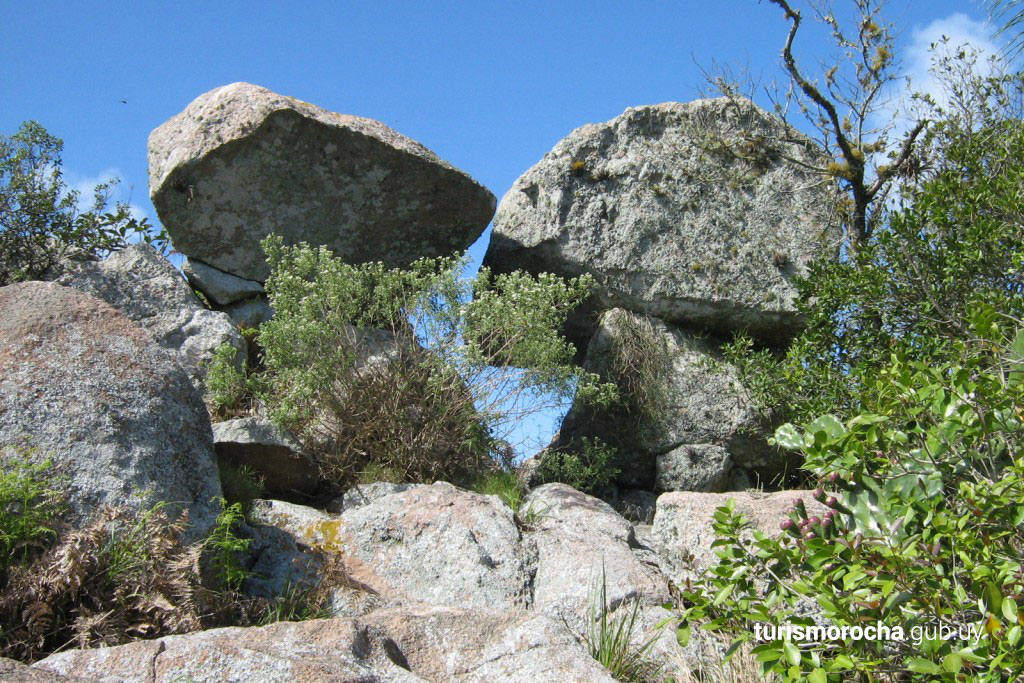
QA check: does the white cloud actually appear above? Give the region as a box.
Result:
[903,13,1000,111]
[64,168,149,224]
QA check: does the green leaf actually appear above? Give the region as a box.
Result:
[783,640,801,667]
[712,583,735,606]
[808,668,828,683]
[1003,596,1018,623]
[808,414,846,440]
[906,658,942,674]
[941,653,963,673]
[676,623,691,647]
[773,423,805,451]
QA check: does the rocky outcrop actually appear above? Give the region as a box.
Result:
[336,482,533,610]
[57,243,245,387]
[522,484,670,633]
[0,282,222,538]
[212,417,319,499]
[556,308,781,490]
[149,82,496,282]
[483,96,839,346]
[651,489,827,587]
[34,606,616,682]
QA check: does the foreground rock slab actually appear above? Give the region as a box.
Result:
[337,482,533,610]
[0,282,222,538]
[34,606,616,682]
[522,484,671,634]
[484,97,839,345]
[149,82,496,282]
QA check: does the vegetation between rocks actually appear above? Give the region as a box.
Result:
[209,234,616,495]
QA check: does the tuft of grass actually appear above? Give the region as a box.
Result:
[217,461,265,511]
[259,580,332,625]
[357,462,402,485]
[581,565,660,682]
[471,471,525,512]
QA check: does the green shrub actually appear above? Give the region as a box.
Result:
[672,317,1024,680]
[0,448,62,576]
[0,121,165,286]
[210,235,614,493]
[723,73,1024,427]
[206,342,250,417]
[536,437,619,495]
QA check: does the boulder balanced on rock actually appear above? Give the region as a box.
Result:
[149,82,497,282]
[483,96,840,347]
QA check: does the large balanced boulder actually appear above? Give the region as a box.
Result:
[483,96,839,345]
[0,282,222,537]
[57,243,245,388]
[149,82,496,282]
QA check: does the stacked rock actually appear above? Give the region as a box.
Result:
[483,97,840,494]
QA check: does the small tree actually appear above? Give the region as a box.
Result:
[0,121,165,286]
[760,0,927,246]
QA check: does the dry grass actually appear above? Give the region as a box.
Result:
[662,634,770,683]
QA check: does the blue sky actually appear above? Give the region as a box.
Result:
[1,0,1005,455]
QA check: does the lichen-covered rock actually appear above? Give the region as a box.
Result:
[655,443,732,493]
[327,481,423,513]
[522,483,670,634]
[556,308,779,490]
[182,257,264,306]
[149,82,496,282]
[212,417,318,498]
[0,282,222,538]
[34,606,615,682]
[337,482,533,610]
[483,97,839,345]
[34,618,423,682]
[57,243,244,387]
[651,489,826,587]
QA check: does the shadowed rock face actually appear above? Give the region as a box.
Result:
[483,96,840,347]
[0,282,222,539]
[149,82,496,282]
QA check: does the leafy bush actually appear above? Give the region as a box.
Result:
[724,72,1024,427]
[535,437,619,495]
[673,317,1024,680]
[210,235,614,492]
[0,121,165,286]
